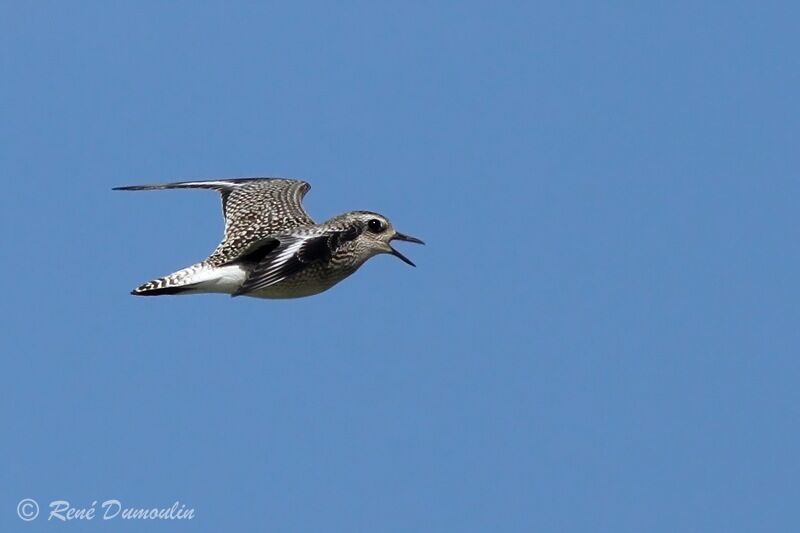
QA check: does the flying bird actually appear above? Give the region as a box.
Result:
[114,178,424,298]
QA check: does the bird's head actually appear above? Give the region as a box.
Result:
[342,211,424,266]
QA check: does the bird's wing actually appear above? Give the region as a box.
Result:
[232,224,364,296]
[114,178,314,265]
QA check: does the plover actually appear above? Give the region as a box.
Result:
[114,178,424,298]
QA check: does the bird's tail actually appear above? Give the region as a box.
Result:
[131,262,210,296]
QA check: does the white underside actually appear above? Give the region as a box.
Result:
[185,264,248,293]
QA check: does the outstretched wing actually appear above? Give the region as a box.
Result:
[232,224,363,296]
[114,178,314,265]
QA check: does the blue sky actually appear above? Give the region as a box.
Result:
[2,2,798,532]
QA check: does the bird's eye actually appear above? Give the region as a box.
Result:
[368,218,385,233]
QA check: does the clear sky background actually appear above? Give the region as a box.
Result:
[1,2,798,532]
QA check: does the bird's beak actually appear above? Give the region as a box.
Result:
[389,232,425,267]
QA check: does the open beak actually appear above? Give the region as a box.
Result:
[389,232,425,267]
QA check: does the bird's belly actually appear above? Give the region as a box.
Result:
[245,284,335,299]
[244,265,358,299]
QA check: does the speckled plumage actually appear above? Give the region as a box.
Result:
[114,177,424,299]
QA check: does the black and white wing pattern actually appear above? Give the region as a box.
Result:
[114,178,314,265]
[232,224,364,296]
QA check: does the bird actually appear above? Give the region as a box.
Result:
[113,177,424,299]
